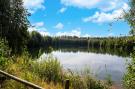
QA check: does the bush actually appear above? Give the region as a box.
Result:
[123,51,135,89]
[0,38,11,70]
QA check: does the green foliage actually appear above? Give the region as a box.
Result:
[124,0,135,36]
[1,56,46,89]
[123,51,135,89]
[28,31,53,49]
[0,38,11,70]
[0,0,29,54]
[28,31,44,48]
[123,0,135,88]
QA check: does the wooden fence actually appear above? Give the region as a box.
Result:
[0,70,70,89]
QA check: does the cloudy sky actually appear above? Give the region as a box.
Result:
[23,0,130,37]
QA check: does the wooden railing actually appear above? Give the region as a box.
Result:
[0,70,44,89]
[0,70,70,89]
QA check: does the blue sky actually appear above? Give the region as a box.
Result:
[23,0,130,37]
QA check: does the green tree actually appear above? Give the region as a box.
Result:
[0,38,11,70]
[28,31,44,48]
[124,0,135,36]
[0,0,29,54]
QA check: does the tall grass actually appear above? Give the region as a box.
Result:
[1,54,63,89]
[30,55,110,89]
[64,68,109,89]
[1,54,110,89]
[31,56,63,83]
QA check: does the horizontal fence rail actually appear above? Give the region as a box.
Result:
[0,70,44,89]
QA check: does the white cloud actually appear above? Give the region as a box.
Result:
[23,0,45,13]
[59,7,67,13]
[54,22,64,30]
[28,27,50,36]
[61,0,100,9]
[97,0,125,12]
[29,26,92,37]
[56,28,81,37]
[61,0,127,11]
[83,34,91,37]
[34,22,44,27]
[39,31,50,36]
[83,3,129,23]
[28,21,50,36]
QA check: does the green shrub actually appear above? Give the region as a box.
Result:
[0,38,11,70]
[123,51,135,89]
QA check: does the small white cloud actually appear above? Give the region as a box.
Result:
[23,0,45,13]
[54,22,64,30]
[34,22,44,27]
[83,34,91,37]
[28,22,50,36]
[59,7,67,13]
[28,27,36,32]
[61,0,100,9]
[108,33,114,36]
[28,27,50,36]
[39,31,50,36]
[83,3,129,23]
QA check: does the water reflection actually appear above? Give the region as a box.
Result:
[40,51,130,84]
[29,46,131,59]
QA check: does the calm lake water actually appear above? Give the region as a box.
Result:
[39,48,130,84]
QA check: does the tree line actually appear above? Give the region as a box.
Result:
[28,31,135,53]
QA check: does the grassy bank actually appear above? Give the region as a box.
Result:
[0,55,110,89]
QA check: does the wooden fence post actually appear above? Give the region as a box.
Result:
[65,79,69,89]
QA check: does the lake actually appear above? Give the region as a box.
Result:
[39,47,130,85]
